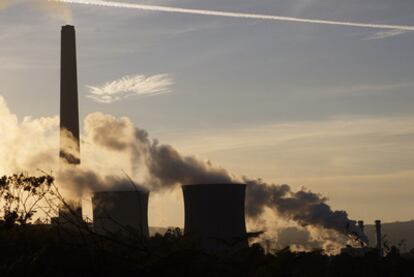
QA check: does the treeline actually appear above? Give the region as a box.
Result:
[1,174,414,276]
[0,225,414,277]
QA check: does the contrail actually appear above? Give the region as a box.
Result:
[55,0,414,31]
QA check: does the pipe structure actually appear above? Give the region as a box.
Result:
[357,220,364,234]
[375,220,384,257]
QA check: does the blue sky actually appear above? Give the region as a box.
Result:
[1,0,414,226]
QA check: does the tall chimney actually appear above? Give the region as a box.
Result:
[58,25,82,220]
[60,25,80,165]
[375,220,383,257]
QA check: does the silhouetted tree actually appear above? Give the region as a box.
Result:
[0,174,54,228]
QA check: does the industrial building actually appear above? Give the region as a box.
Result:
[49,24,402,256]
[92,190,150,237]
[57,25,250,249]
[57,25,151,237]
[341,220,385,257]
[182,183,248,252]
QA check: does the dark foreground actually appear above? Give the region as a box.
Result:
[0,225,413,277]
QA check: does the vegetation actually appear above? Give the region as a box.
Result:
[0,174,413,276]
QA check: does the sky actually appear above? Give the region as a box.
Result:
[1,0,414,227]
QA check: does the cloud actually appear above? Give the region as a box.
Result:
[161,116,414,178]
[0,96,59,174]
[57,0,414,31]
[310,82,414,97]
[365,29,406,40]
[86,74,174,103]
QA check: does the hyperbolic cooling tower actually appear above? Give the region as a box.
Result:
[92,190,150,237]
[60,25,80,165]
[182,183,248,252]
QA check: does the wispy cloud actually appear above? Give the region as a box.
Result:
[318,82,414,97]
[365,29,406,40]
[163,116,414,179]
[87,74,174,103]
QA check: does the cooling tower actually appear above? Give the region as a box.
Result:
[182,183,248,252]
[60,25,80,165]
[92,190,150,237]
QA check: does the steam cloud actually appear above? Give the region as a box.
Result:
[84,112,368,244]
[56,0,414,32]
[0,95,367,248]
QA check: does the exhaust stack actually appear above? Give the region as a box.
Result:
[375,220,384,257]
[358,220,364,233]
[60,25,80,165]
[357,220,367,246]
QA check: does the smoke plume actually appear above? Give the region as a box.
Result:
[244,178,367,243]
[0,95,367,248]
[83,112,368,244]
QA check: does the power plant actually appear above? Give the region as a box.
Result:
[56,25,391,255]
[340,219,390,257]
[92,190,150,237]
[182,183,248,252]
[56,25,250,250]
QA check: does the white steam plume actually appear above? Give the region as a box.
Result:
[55,0,414,31]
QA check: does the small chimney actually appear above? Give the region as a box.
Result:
[358,220,364,233]
[375,220,383,257]
[357,220,367,246]
[60,25,80,165]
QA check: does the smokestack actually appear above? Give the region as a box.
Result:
[357,220,367,246]
[60,25,80,165]
[375,220,383,257]
[358,220,364,234]
[182,183,248,252]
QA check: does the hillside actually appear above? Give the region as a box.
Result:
[364,221,414,251]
